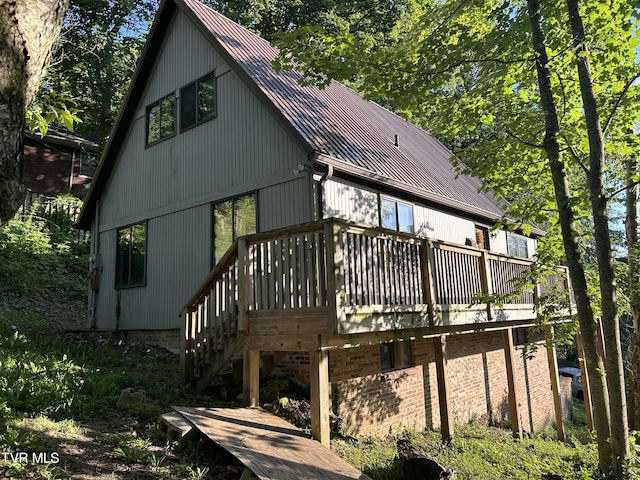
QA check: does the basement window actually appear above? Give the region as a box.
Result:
[180,71,216,132]
[380,341,411,371]
[116,222,147,288]
[146,93,176,145]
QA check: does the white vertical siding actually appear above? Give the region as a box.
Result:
[322,178,379,225]
[490,230,509,255]
[413,205,476,245]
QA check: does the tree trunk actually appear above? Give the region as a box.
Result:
[526,0,612,473]
[0,0,69,228]
[565,0,629,475]
[626,154,640,430]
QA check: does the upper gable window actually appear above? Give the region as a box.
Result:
[180,72,216,132]
[380,197,414,234]
[146,93,176,145]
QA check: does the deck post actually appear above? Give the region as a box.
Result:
[502,328,522,438]
[545,325,565,441]
[479,251,493,321]
[433,335,454,443]
[324,221,346,332]
[243,346,260,407]
[310,347,330,448]
[237,238,250,333]
[576,333,594,430]
[421,240,439,326]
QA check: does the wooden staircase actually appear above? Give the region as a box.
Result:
[181,242,244,391]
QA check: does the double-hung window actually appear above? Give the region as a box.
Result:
[180,72,216,132]
[116,222,147,288]
[146,93,176,145]
[507,233,529,258]
[213,193,257,264]
[380,197,414,233]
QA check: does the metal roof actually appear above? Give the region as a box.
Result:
[182,0,506,218]
[78,0,513,229]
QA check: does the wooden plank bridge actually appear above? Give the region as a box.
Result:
[172,406,371,480]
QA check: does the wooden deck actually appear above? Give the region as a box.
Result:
[172,406,372,480]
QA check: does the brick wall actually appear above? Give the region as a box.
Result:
[268,329,566,437]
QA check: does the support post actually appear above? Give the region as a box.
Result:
[545,325,565,441]
[421,240,439,326]
[243,346,260,407]
[502,328,522,438]
[433,335,454,443]
[237,238,250,333]
[576,333,594,430]
[479,251,493,321]
[310,347,330,448]
[324,221,346,331]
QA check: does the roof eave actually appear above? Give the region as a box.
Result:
[77,0,178,230]
[313,153,545,237]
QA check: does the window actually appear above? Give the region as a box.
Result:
[116,222,146,288]
[380,341,411,371]
[79,152,98,178]
[507,233,528,258]
[213,193,257,264]
[180,72,216,131]
[380,197,414,233]
[146,93,176,145]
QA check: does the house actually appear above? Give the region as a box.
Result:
[23,128,99,200]
[77,0,574,445]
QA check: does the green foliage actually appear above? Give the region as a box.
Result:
[26,90,82,136]
[0,196,88,299]
[43,0,158,142]
[333,425,602,480]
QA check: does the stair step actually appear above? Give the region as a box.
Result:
[158,412,198,445]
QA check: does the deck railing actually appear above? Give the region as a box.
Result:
[181,219,572,380]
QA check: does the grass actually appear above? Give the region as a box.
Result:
[0,202,636,479]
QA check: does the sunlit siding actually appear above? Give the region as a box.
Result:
[259,177,313,232]
[414,205,476,245]
[99,9,308,227]
[96,205,211,331]
[322,178,379,225]
[490,230,509,255]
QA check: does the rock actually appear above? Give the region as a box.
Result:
[397,438,455,480]
[116,388,146,408]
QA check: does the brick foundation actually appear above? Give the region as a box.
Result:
[276,330,568,437]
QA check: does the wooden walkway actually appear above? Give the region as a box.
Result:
[172,406,371,480]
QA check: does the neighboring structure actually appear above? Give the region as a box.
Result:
[23,128,99,200]
[77,0,574,444]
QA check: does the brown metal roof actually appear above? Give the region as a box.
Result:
[182,0,506,218]
[78,0,512,229]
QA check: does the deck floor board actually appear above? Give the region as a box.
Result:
[172,406,371,480]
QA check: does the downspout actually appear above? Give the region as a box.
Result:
[88,199,101,329]
[69,145,82,192]
[316,164,333,220]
